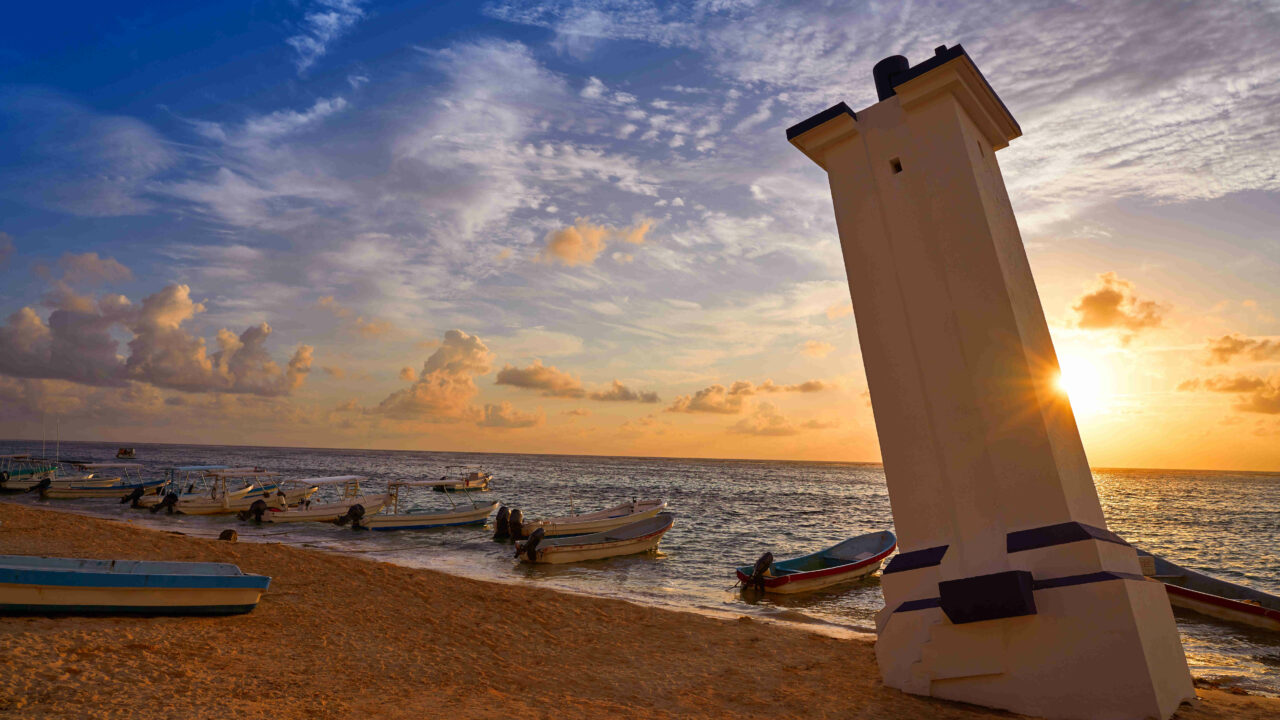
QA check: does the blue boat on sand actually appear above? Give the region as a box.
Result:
[0,555,270,615]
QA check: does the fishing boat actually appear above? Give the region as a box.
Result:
[735,530,897,594]
[431,466,492,492]
[518,499,667,538]
[257,476,389,523]
[116,447,136,459]
[172,471,317,516]
[0,455,58,491]
[516,512,675,564]
[1137,549,1280,632]
[39,463,165,499]
[360,480,498,530]
[133,465,242,508]
[0,554,269,615]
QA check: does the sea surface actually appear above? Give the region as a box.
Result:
[3,440,1278,694]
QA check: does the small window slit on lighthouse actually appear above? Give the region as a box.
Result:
[890,157,903,174]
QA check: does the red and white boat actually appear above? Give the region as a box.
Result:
[1138,549,1280,632]
[736,530,896,594]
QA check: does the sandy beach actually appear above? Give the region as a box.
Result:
[0,502,1274,720]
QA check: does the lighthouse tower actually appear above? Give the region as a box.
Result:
[787,45,1194,720]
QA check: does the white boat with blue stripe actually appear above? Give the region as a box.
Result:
[0,555,270,615]
[360,479,497,531]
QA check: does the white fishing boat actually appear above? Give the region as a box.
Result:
[518,499,667,538]
[256,476,389,523]
[0,554,269,615]
[133,465,246,508]
[0,455,59,491]
[516,512,675,564]
[171,471,316,516]
[360,480,498,531]
[40,463,164,499]
[431,466,492,492]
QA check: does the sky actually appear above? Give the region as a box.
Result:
[0,0,1278,470]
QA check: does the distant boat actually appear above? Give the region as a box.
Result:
[516,512,675,564]
[0,555,270,615]
[735,530,897,594]
[116,447,135,459]
[518,499,668,538]
[360,479,497,530]
[1138,549,1280,632]
[256,476,389,523]
[431,466,491,492]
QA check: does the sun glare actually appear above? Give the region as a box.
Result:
[1055,355,1108,416]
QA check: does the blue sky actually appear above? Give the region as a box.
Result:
[2,1,1278,469]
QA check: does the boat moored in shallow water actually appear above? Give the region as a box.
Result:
[360,480,497,530]
[516,512,675,564]
[517,499,667,539]
[0,554,270,615]
[736,530,896,594]
[256,476,389,523]
[431,466,491,492]
[1138,549,1280,632]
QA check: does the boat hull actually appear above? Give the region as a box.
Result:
[364,501,498,531]
[0,557,270,616]
[1163,582,1280,631]
[42,479,164,499]
[734,531,897,594]
[1138,549,1280,632]
[521,500,667,538]
[178,487,314,515]
[523,513,675,564]
[263,494,390,523]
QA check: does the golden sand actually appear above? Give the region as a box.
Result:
[0,502,1274,719]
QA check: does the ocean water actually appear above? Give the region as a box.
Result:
[3,440,1277,694]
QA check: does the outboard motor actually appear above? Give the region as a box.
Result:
[507,508,525,541]
[237,499,270,523]
[336,503,366,530]
[493,506,511,540]
[32,477,53,496]
[517,527,545,562]
[747,552,774,592]
[151,492,179,514]
[122,487,146,505]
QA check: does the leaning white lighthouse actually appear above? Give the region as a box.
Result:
[787,45,1194,720]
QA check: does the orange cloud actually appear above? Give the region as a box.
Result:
[372,329,493,422]
[825,303,853,320]
[666,378,829,413]
[1178,373,1280,414]
[495,360,585,398]
[539,217,656,267]
[730,403,798,436]
[479,401,544,428]
[318,295,393,338]
[589,379,660,403]
[799,340,834,358]
[1071,272,1167,336]
[1204,333,1280,365]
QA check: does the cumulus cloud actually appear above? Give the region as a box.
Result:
[563,407,591,416]
[398,366,415,381]
[478,401,544,428]
[729,402,798,436]
[589,379,660,403]
[1071,273,1167,337]
[539,217,656,266]
[495,360,585,398]
[0,283,312,396]
[825,303,853,320]
[799,340,834,358]
[1203,333,1280,365]
[372,329,494,422]
[666,378,828,413]
[286,0,367,73]
[1178,373,1280,414]
[317,295,393,338]
[56,252,131,286]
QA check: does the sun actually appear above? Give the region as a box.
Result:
[1054,354,1109,416]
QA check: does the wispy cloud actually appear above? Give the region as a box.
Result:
[286,0,368,73]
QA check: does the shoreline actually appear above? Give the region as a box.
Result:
[2,503,1277,719]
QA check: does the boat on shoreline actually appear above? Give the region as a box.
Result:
[735,531,897,594]
[360,480,497,530]
[39,463,165,499]
[1138,549,1280,632]
[0,456,58,491]
[518,499,667,539]
[516,512,675,564]
[257,476,389,523]
[0,554,270,615]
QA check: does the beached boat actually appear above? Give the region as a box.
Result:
[39,463,165,499]
[735,530,897,594]
[0,554,269,615]
[1138,549,1280,632]
[360,480,498,530]
[431,466,492,492]
[258,476,389,523]
[519,499,667,538]
[516,512,675,564]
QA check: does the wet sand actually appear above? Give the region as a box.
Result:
[0,502,1275,719]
